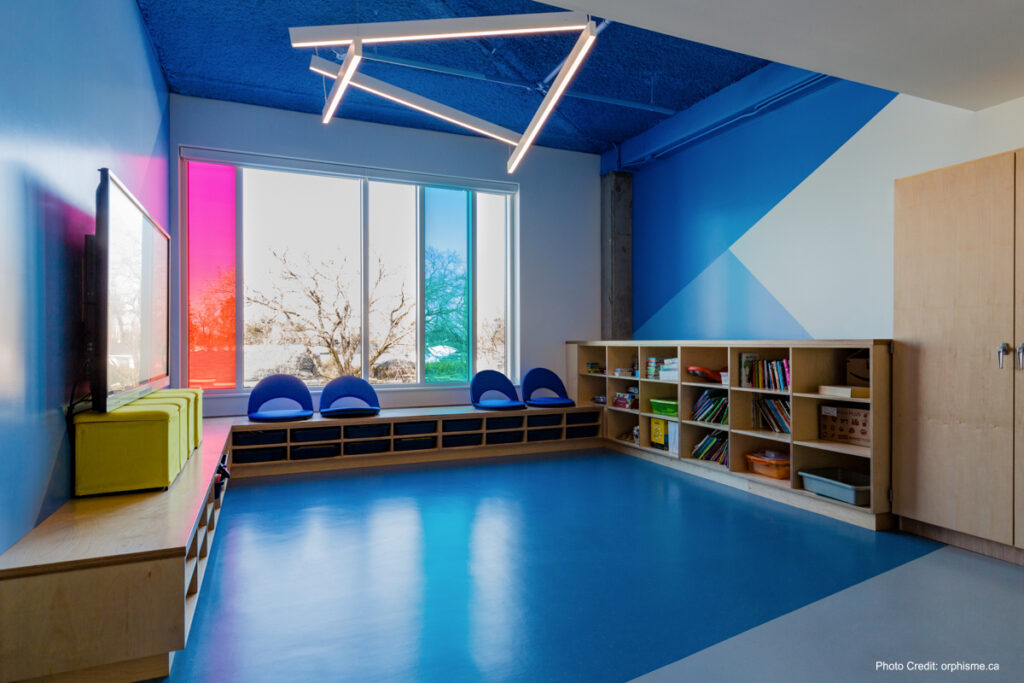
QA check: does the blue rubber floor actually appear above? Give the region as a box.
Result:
[169,451,939,682]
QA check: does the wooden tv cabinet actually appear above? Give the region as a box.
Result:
[0,422,230,682]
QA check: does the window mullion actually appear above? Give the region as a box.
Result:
[361,178,370,381]
[417,185,426,384]
[469,191,477,380]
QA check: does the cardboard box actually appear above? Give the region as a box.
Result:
[846,351,870,387]
[819,405,871,447]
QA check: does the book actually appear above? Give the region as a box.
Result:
[818,385,870,399]
[740,353,758,388]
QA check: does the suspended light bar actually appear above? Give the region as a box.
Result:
[311,56,521,145]
[291,11,588,48]
[321,40,362,124]
[507,22,597,173]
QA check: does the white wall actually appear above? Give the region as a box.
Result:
[730,93,1024,339]
[168,95,601,414]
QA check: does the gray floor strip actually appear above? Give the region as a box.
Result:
[632,546,1024,682]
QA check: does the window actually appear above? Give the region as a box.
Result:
[185,157,515,390]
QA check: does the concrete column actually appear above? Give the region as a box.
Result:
[600,171,632,339]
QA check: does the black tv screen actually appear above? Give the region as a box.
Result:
[89,169,170,412]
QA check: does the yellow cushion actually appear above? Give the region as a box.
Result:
[148,388,203,449]
[74,405,181,495]
[134,396,190,469]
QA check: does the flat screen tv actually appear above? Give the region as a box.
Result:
[86,169,170,412]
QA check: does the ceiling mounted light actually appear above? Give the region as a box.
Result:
[321,40,362,124]
[291,11,588,48]
[311,56,520,145]
[507,21,597,173]
[296,12,599,174]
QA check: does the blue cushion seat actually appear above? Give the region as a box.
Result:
[319,376,381,418]
[247,374,315,423]
[521,367,576,408]
[470,370,525,411]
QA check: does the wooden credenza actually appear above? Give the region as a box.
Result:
[0,423,230,682]
[894,149,1024,556]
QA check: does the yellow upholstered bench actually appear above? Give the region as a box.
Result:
[134,395,190,469]
[73,404,182,495]
[142,388,203,450]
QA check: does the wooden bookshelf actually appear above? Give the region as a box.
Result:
[566,339,892,530]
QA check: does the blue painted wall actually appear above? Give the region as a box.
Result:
[0,0,169,553]
[627,72,895,339]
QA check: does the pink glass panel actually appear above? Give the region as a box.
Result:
[186,161,236,389]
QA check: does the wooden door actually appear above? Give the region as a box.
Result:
[894,152,1015,544]
[1017,151,1024,549]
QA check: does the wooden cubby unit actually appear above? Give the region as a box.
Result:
[567,339,893,529]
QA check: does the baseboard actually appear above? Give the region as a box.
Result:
[899,518,1024,566]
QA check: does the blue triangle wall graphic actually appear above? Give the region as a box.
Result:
[631,77,896,330]
[634,251,811,340]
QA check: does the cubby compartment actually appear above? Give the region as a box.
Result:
[681,424,728,465]
[790,346,870,397]
[577,344,607,375]
[343,439,390,456]
[566,424,600,439]
[442,418,483,433]
[442,433,483,448]
[393,420,437,436]
[792,444,871,506]
[486,430,524,445]
[607,345,639,378]
[641,414,679,456]
[682,384,729,427]
[527,427,563,442]
[729,429,789,481]
[679,345,730,386]
[232,429,286,447]
[487,416,524,430]
[730,389,792,443]
[730,346,791,392]
[290,426,341,443]
[394,436,437,452]
[791,396,871,456]
[232,446,287,463]
[639,345,679,381]
[576,373,607,407]
[344,423,390,439]
[565,410,601,425]
[290,443,341,460]
[606,376,640,411]
[640,380,679,417]
[527,413,563,427]
[606,408,639,446]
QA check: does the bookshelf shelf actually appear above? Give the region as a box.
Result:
[732,428,791,443]
[731,386,790,396]
[642,411,680,422]
[566,339,891,529]
[793,439,871,459]
[681,419,729,431]
[793,392,871,404]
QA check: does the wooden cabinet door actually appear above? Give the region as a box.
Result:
[1017,151,1024,550]
[894,152,1015,544]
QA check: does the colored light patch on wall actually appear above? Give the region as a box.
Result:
[187,160,236,389]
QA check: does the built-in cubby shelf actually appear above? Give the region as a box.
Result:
[227,405,603,475]
[567,339,891,529]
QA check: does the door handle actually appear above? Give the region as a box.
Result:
[997,342,1011,369]
[1017,343,1024,370]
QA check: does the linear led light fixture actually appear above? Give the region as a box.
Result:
[292,11,588,48]
[507,21,597,173]
[321,40,362,123]
[311,55,521,145]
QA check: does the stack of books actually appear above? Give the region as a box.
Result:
[692,430,728,465]
[691,390,728,425]
[660,358,680,382]
[753,398,792,433]
[585,362,605,374]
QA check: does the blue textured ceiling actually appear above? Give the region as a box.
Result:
[136,0,769,154]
